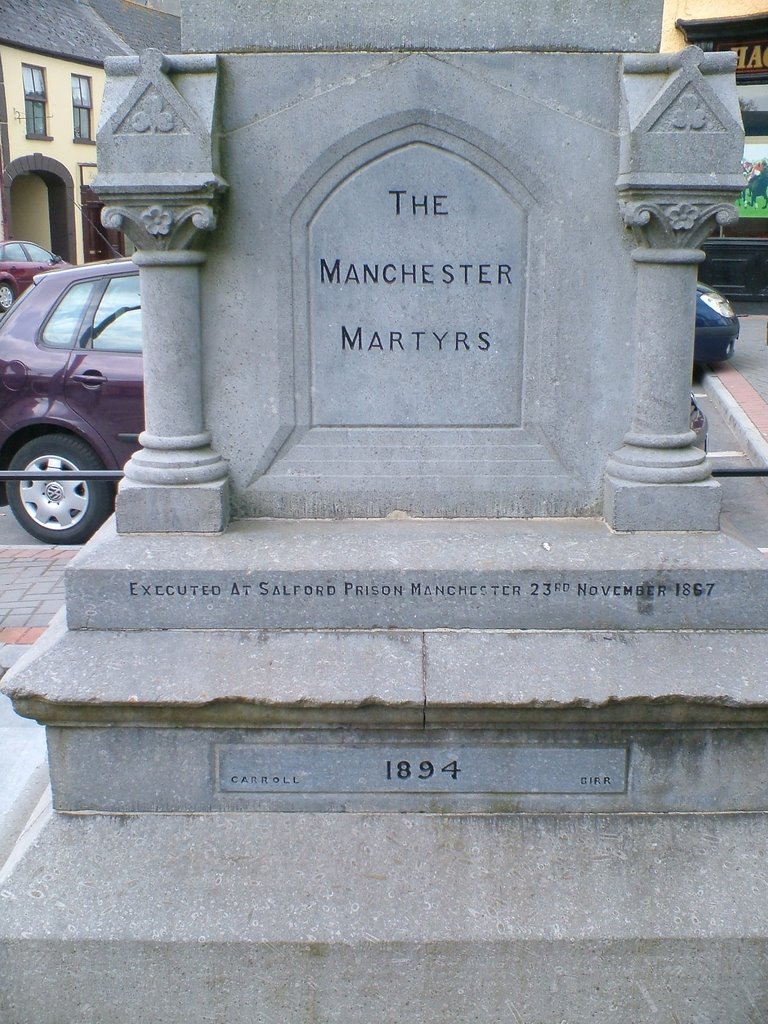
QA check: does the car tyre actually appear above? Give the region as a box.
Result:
[8,434,114,545]
[0,281,15,313]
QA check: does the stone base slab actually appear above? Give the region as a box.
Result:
[8,615,768,727]
[2,809,767,1024]
[65,517,768,630]
[6,617,768,813]
[35,719,768,814]
[115,477,230,534]
[604,475,722,532]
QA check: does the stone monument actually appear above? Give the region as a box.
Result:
[3,3,768,1021]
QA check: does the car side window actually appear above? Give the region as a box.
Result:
[2,243,27,261]
[41,281,97,349]
[90,275,142,352]
[24,243,53,262]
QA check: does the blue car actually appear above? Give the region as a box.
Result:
[695,283,739,363]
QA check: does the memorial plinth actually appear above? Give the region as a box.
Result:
[2,3,765,1022]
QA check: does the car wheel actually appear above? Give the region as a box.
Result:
[0,281,15,313]
[7,435,114,545]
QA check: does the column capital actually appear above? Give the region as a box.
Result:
[101,190,225,253]
[618,190,739,260]
[93,48,227,252]
[616,45,744,263]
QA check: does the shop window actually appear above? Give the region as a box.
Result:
[729,82,768,239]
[22,65,48,139]
[72,75,93,142]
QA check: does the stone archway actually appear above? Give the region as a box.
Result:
[2,154,77,263]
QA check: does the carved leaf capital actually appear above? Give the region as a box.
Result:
[619,193,739,253]
[102,200,220,252]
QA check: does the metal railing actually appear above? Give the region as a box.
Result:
[0,468,764,482]
[0,470,124,481]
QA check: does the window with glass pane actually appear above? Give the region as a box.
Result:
[72,75,92,140]
[42,282,97,349]
[1,243,27,261]
[91,276,142,352]
[22,65,47,137]
[729,83,768,239]
[23,244,54,262]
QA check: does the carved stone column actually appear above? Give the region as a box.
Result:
[604,47,744,531]
[93,49,229,533]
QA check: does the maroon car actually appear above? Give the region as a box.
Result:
[0,241,71,313]
[0,259,143,543]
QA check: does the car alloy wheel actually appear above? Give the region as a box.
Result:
[7,434,114,544]
[0,281,15,313]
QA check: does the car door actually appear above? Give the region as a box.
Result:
[0,241,37,292]
[21,242,61,273]
[62,272,144,467]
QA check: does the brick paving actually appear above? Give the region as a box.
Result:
[0,546,77,644]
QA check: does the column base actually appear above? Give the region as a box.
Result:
[604,474,721,532]
[125,435,229,486]
[115,477,230,534]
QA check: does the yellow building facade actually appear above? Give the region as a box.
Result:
[0,44,111,264]
[0,0,179,265]
[662,1,768,50]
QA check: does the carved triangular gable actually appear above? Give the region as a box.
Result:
[646,81,729,134]
[106,49,205,141]
[118,83,188,136]
[635,50,738,137]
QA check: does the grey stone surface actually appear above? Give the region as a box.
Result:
[7,612,768,815]
[206,50,628,519]
[604,476,722,531]
[2,810,768,1023]
[306,138,528,428]
[181,0,665,54]
[9,620,768,725]
[116,477,230,532]
[4,615,425,726]
[3,15,758,1023]
[94,52,230,531]
[63,518,768,630]
[34,721,768,814]
[94,45,745,527]
[8,621,768,814]
[603,49,744,530]
[0,693,47,868]
[96,50,224,199]
[618,49,744,192]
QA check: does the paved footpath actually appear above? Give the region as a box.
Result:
[705,314,768,466]
[0,546,76,647]
[0,545,78,865]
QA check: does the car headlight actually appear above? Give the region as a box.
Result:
[699,290,735,318]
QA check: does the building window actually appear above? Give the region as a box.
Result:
[72,75,93,141]
[22,64,48,138]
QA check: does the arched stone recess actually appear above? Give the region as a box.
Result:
[2,155,77,263]
[248,115,579,519]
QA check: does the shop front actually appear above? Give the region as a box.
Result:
[681,14,768,303]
